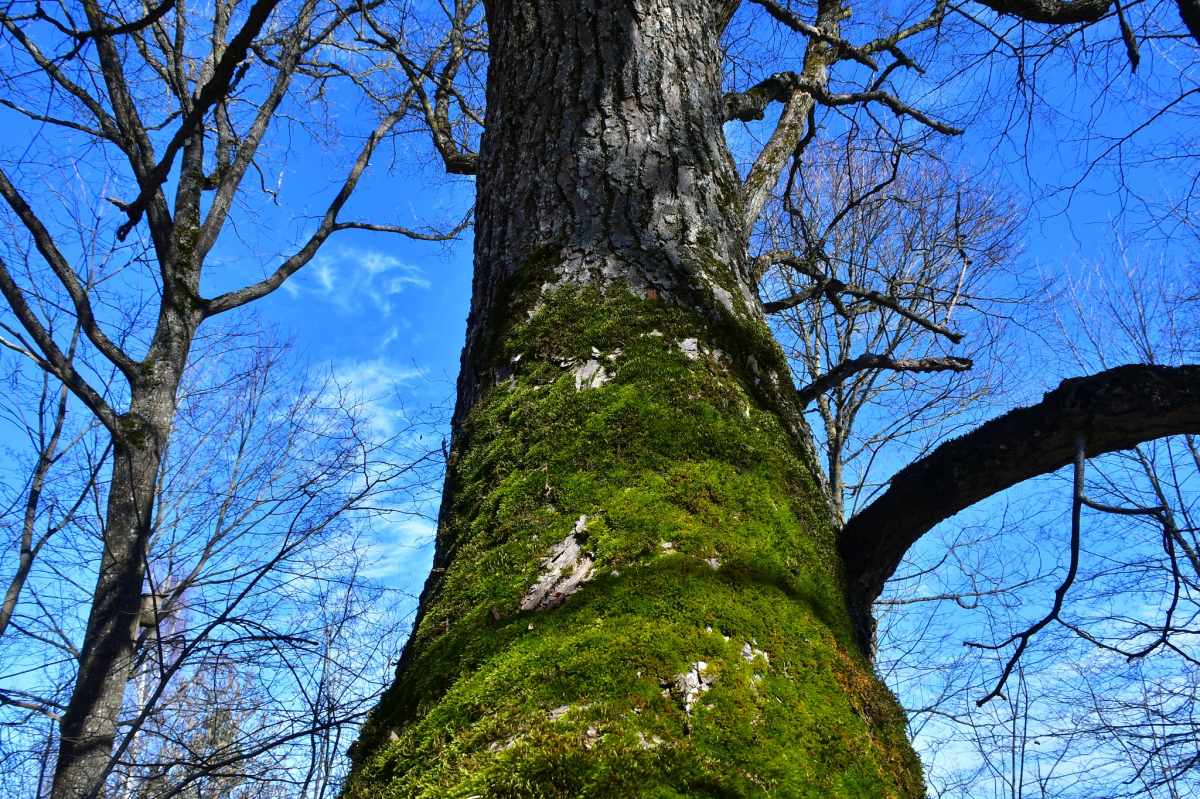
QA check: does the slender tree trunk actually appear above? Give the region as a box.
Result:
[347,1,923,795]
[51,437,158,799]
[51,374,187,799]
[48,97,207,797]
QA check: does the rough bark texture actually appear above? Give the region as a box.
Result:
[53,440,162,799]
[458,0,756,419]
[345,1,924,796]
[841,364,1200,660]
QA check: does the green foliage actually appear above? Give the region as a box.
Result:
[346,276,923,798]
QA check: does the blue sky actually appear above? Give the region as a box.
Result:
[1,6,1195,796]
[252,220,476,594]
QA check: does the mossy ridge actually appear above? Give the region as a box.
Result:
[346,281,923,798]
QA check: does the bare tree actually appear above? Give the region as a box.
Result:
[755,120,1027,523]
[0,0,469,795]
[873,244,1200,798]
[0,328,444,799]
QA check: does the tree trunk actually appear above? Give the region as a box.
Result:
[51,441,157,799]
[347,1,924,795]
[51,380,184,799]
[48,103,206,798]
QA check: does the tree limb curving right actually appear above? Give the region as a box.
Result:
[840,363,1200,659]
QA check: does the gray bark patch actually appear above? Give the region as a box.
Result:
[673,660,717,714]
[741,641,769,664]
[571,359,611,390]
[520,516,595,611]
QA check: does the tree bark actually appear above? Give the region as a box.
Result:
[50,123,203,797]
[51,440,159,799]
[50,379,185,799]
[346,1,925,795]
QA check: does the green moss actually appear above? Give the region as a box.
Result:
[346,280,923,799]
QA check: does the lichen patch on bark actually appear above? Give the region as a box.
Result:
[571,360,611,391]
[520,517,596,611]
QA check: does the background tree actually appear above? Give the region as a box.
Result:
[876,246,1200,798]
[756,120,1026,524]
[0,0,463,796]
[0,328,443,799]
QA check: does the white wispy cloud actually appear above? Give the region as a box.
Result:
[331,357,435,439]
[284,247,430,315]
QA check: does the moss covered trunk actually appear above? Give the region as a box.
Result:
[346,0,923,795]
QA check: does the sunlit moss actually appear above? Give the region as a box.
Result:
[345,273,923,798]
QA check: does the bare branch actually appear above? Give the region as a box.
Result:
[796,354,973,407]
[201,106,413,318]
[0,167,139,378]
[0,255,120,434]
[0,690,62,722]
[332,214,472,240]
[758,251,967,342]
[114,0,283,240]
[0,17,124,146]
[973,0,1114,25]
[367,12,479,175]
[837,281,966,344]
[746,0,880,68]
[58,0,178,42]
[796,77,963,136]
[742,90,815,236]
[196,0,318,258]
[967,434,1088,706]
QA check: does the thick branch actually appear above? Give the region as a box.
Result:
[1176,0,1200,44]
[395,54,478,175]
[973,0,1113,24]
[746,0,879,68]
[840,364,1200,657]
[741,90,815,236]
[0,257,120,434]
[761,282,825,313]
[71,0,177,40]
[725,73,807,122]
[196,0,316,258]
[796,354,973,407]
[79,0,176,250]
